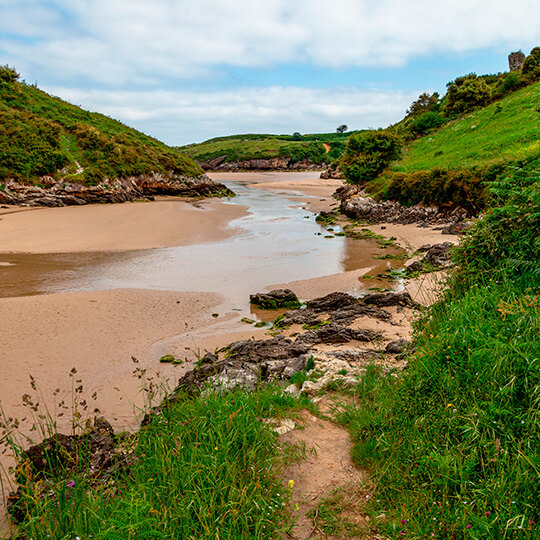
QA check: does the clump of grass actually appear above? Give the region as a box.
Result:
[7,386,308,539]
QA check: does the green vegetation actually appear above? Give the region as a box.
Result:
[178,132,353,166]
[336,163,540,537]
[0,67,203,185]
[396,81,540,173]
[340,130,401,185]
[8,386,307,539]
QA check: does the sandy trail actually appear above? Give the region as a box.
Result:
[0,198,246,253]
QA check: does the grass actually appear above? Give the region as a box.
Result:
[178,132,352,165]
[394,81,540,173]
[7,386,309,539]
[333,162,540,538]
[0,75,203,185]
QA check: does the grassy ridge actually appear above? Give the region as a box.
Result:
[178,132,352,165]
[0,71,203,185]
[395,81,540,173]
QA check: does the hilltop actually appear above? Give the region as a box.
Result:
[0,66,230,206]
[178,132,352,171]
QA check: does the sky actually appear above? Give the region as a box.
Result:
[1,0,539,145]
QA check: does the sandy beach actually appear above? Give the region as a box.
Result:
[0,198,246,253]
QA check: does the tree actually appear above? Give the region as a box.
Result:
[0,65,20,84]
[340,130,401,185]
[443,74,492,116]
[406,92,440,117]
[336,124,348,134]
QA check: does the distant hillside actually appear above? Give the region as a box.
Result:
[0,66,203,186]
[178,132,354,170]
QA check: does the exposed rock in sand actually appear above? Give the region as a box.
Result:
[0,173,232,207]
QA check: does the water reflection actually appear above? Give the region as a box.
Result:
[0,181,402,303]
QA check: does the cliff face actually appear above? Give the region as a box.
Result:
[200,155,325,171]
[0,173,233,207]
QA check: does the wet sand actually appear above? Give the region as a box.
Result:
[0,198,246,253]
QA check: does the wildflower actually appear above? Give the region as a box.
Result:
[288,479,295,489]
[214,446,218,451]
[401,519,407,525]
[294,503,299,511]
[67,480,75,488]
[466,524,471,529]
[485,511,490,517]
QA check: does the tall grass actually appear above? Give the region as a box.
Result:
[8,386,307,539]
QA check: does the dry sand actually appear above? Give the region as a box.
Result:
[0,198,246,253]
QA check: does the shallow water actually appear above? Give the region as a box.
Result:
[0,178,400,304]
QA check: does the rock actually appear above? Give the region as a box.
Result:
[296,323,381,345]
[320,164,344,179]
[423,242,454,268]
[361,291,420,309]
[249,289,301,309]
[306,292,358,312]
[227,336,310,363]
[336,185,471,226]
[385,339,409,354]
[441,221,472,235]
[7,417,128,522]
[0,173,234,208]
[206,366,259,392]
[201,157,324,172]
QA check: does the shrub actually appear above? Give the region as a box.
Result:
[340,130,401,185]
[0,65,20,84]
[409,111,446,135]
[522,46,540,80]
[406,92,440,116]
[384,165,504,212]
[443,74,492,116]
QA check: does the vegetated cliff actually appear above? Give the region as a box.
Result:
[178,132,351,171]
[0,65,232,205]
[337,48,540,215]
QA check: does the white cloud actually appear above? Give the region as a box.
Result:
[1,0,539,84]
[43,85,418,145]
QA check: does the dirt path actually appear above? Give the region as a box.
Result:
[280,394,386,540]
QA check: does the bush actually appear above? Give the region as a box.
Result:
[406,92,440,117]
[453,156,540,282]
[409,111,445,135]
[443,74,492,116]
[384,166,503,212]
[0,65,20,84]
[522,46,540,80]
[340,130,401,185]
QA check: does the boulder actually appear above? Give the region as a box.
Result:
[249,289,301,309]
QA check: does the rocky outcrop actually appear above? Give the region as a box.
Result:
[7,417,129,522]
[0,173,233,207]
[320,163,344,179]
[201,156,324,172]
[406,243,455,272]
[249,289,301,310]
[337,185,469,229]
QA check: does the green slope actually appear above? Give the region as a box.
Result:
[395,81,540,172]
[0,70,203,185]
[179,132,352,166]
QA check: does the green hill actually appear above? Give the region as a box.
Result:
[178,132,352,168]
[396,81,540,173]
[0,66,203,186]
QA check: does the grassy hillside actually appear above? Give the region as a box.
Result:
[395,81,540,172]
[179,132,353,166]
[0,67,203,185]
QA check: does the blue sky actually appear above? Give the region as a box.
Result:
[1,0,539,145]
